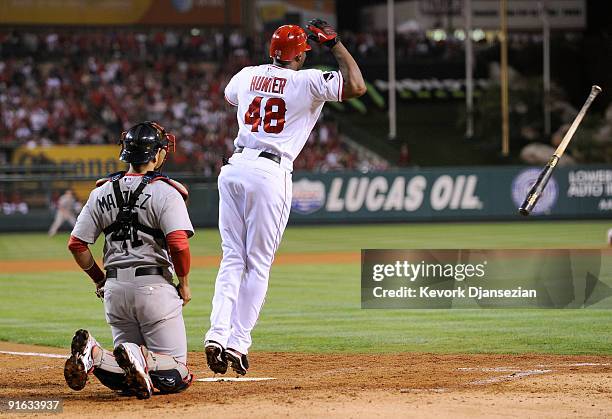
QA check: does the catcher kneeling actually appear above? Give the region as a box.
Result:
[64,122,194,398]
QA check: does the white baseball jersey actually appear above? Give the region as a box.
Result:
[71,174,194,271]
[224,64,343,162]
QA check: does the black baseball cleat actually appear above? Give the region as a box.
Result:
[225,348,249,376]
[113,343,153,400]
[204,340,228,374]
[64,329,98,391]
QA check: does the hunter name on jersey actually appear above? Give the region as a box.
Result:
[250,76,287,95]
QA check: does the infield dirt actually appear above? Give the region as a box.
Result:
[0,251,360,273]
[1,342,610,418]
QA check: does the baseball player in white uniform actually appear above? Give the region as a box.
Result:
[64,122,194,399]
[48,189,80,237]
[204,20,366,375]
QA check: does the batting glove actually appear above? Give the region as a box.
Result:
[306,18,339,48]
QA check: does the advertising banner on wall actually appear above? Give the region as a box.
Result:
[289,165,612,222]
[0,165,609,232]
[12,145,123,177]
[11,145,126,202]
[0,0,242,25]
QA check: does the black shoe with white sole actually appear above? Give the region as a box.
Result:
[225,348,249,376]
[204,340,228,374]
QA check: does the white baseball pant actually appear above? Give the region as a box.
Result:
[206,149,292,354]
[48,210,77,236]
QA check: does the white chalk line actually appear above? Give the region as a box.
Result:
[196,377,276,382]
[0,350,67,359]
[458,367,522,372]
[16,366,56,372]
[535,363,610,367]
[459,363,610,386]
[469,369,552,385]
[400,388,448,393]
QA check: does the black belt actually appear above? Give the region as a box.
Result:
[106,267,164,279]
[235,147,281,164]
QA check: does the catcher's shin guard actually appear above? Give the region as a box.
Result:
[142,346,193,394]
[150,369,192,394]
[93,369,129,392]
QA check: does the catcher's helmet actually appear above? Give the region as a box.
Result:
[269,25,311,62]
[119,121,175,165]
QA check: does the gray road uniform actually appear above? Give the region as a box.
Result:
[71,171,193,363]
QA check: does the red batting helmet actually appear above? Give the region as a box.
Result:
[269,25,312,61]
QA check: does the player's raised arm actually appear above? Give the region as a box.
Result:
[306,19,366,99]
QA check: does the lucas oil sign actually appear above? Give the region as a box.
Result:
[289,166,611,222]
[291,170,485,220]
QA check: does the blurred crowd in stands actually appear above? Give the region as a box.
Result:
[1,28,604,171]
[0,28,465,65]
[0,29,392,174]
[0,191,28,215]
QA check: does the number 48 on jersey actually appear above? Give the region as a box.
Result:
[245,96,286,134]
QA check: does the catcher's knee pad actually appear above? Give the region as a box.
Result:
[149,369,192,394]
[93,368,128,391]
[142,346,192,394]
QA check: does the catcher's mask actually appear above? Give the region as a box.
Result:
[119,121,176,167]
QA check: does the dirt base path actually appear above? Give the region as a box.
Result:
[1,342,610,418]
[0,251,360,273]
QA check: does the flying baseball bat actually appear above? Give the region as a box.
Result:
[519,85,602,216]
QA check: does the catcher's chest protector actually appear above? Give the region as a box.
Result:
[102,172,165,251]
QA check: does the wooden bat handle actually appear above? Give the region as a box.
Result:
[554,85,602,157]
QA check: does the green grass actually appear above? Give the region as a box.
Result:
[0,220,609,260]
[0,221,611,354]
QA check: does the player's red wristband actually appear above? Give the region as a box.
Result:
[68,235,104,285]
[68,235,89,253]
[167,230,191,277]
[85,262,105,285]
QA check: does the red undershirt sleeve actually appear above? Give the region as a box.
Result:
[68,235,89,253]
[166,230,191,277]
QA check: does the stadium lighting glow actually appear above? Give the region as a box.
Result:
[472,29,485,42]
[430,29,447,41]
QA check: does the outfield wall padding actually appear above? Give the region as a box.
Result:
[1,165,610,232]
